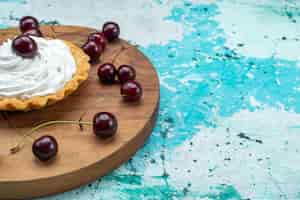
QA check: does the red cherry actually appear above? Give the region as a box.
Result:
[82,41,102,63]
[117,65,136,84]
[19,16,39,33]
[93,112,118,138]
[32,135,58,162]
[22,29,43,37]
[102,22,120,42]
[98,63,116,84]
[88,32,107,49]
[12,35,38,58]
[121,80,143,102]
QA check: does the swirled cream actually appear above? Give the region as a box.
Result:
[0,36,76,99]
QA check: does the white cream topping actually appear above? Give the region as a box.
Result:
[0,36,76,99]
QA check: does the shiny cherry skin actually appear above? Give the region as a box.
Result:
[12,35,37,58]
[117,65,136,84]
[98,63,116,84]
[93,112,118,139]
[102,22,120,42]
[32,135,58,162]
[19,16,39,33]
[22,29,43,37]
[82,41,102,63]
[88,32,107,49]
[121,80,143,102]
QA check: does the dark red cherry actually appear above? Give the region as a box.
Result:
[93,112,118,139]
[32,135,58,162]
[19,16,39,33]
[98,63,116,84]
[12,35,37,58]
[102,22,120,42]
[88,32,107,49]
[121,80,143,102]
[82,41,102,63]
[117,65,136,84]
[22,29,43,37]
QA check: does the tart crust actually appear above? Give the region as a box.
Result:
[0,40,90,111]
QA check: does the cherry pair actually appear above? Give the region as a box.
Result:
[32,112,118,162]
[12,16,43,58]
[98,63,135,84]
[82,22,120,63]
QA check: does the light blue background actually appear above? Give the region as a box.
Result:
[1,0,300,199]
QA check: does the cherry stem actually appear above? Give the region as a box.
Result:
[10,120,92,155]
[111,45,134,65]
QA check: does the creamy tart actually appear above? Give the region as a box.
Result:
[0,37,90,111]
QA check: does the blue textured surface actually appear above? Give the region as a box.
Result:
[1,0,300,199]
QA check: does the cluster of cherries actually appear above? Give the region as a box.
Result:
[81,22,143,102]
[9,17,143,163]
[12,16,44,58]
[82,22,119,63]
[81,21,143,144]
[99,63,143,102]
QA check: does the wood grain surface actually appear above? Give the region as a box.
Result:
[0,26,160,199]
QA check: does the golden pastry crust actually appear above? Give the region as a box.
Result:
[0,40,90,111]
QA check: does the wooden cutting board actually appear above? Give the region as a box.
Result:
[0,25,159,199]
